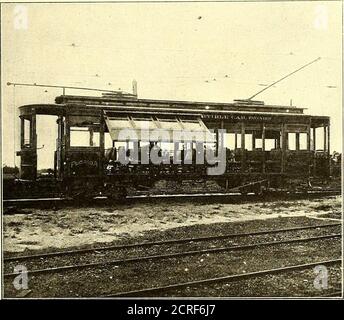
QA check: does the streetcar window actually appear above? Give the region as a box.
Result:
[70,127,100,147]
[288,133,296,150]
[245,134,252,151]
[24,119,30,145]
[225,133,237,149]
[314,128,325,151]
[255,139,262,149]
[254,139,275,151]
[299,133,308,150]
[265,139,275,151]
[92,132,100,147]
[105,132,113,148]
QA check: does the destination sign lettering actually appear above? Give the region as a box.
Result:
[202,114,273,121]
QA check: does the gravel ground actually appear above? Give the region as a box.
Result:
[3,235,341,298]
[3,195,342,298]
[3,223,341,274]
[159,266,342,297]
[3,196,342,253]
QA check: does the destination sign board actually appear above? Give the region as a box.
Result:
[202,114,273,122]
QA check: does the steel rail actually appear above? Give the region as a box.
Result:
[321,290,343,297]
[4,233,341,277]
[3,189,341,204]
[4,223,341,262]
[104,258,341,297]
[3,190,341,211]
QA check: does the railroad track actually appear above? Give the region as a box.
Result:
[4,226,341,277]
[103,259,342,297]
[4,223,341,298]
[322,290,343,297]
[4,222,341,262]
[3,189,341,210]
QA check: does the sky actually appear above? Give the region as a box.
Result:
[1,1,342,169]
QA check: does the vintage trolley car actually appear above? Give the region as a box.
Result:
[8,91,331,199]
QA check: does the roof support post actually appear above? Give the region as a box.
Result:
[281,123,286,173]
[313,127,316,176]
[65,114,70,177]
[296,132,300,151]
[20,117,24,148]
[285,129,289,151]
[241,122,245,172]
[220,120,224,155]
[30,112,37,150]
[89,128,94,147]
[57,115,64,179]
[262,123,266,174]
[327,124,330,155]
[276,133,281,149]
[65,115,70,150]
[215,130,219,156]
[327,122,331,175]
[100,112,105,177]
[31,111,37,180]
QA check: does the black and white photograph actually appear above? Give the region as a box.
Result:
[0,0,342,304]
